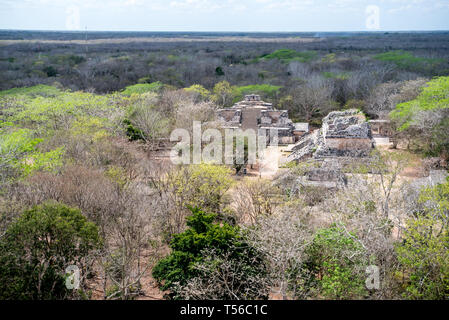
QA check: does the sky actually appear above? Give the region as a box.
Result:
[0,0,449,32]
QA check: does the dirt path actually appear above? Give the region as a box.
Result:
[255,146,285,179]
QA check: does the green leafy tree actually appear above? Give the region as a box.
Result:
[396,216,449,299]
[212,81,236,107]
[43,65,57,77]
[120,82,164,96]
[374,51,446,75]
[302,226,368,299]
[0,128,64,182]
[215,66,225,76]
[0,202,101,299]
[151,164,234,240]
[1,87,119,134]
[260,49,317,63]
[169,163,234,213]
[184,84,210,101]
[233,84,282,103]
[152,207,268,299]
[396,179,449,299]
[0,84,62,99]
[126,99,170,147]
[390,76,449,157]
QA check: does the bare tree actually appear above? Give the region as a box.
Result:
[175,248,270,300]
[365,78,428,119]
[100,188,163,300]
[16,164,165,300]
[366,81,403,119]
[369,150,411,218]
[175,100,218,136]
[245,211,311,300]
[130,103,170,150]
[322,172,400,299]
[281,76,335,122]
[232,178,282,225]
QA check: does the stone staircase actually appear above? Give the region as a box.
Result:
[241,108,262,131]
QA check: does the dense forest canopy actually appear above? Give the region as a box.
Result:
[0,31,448,301]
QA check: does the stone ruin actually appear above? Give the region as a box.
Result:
[369,120,393,138]
[294,159,349,190]
[217,94,308,144]
[369,119,393,146]
[287,109,374,162]
[286,109,375,189]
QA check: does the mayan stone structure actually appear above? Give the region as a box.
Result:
[287,109,374,162]
[369,120,393,137]
[294,160,349,189]
[368,119,394,146]
[217,94,308,144]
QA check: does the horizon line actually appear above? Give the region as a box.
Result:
[1,28,449,33]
